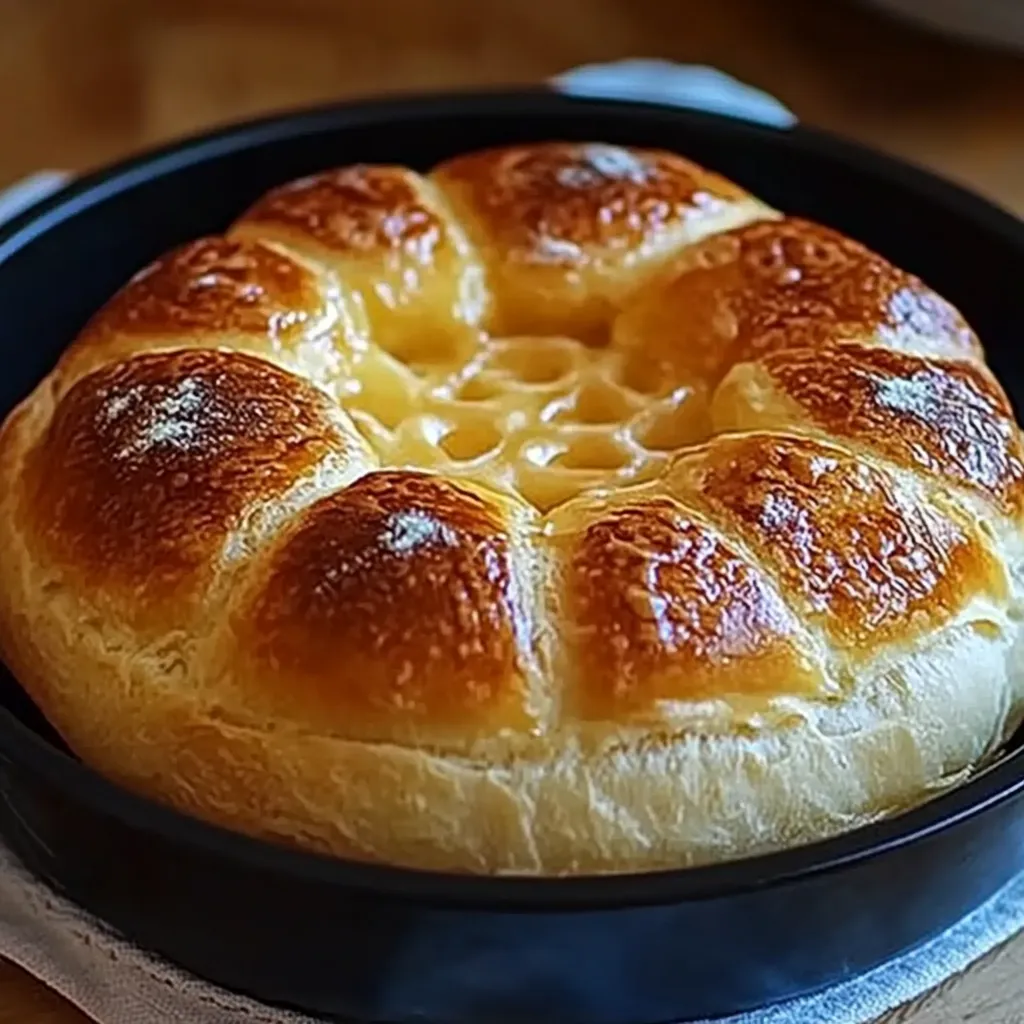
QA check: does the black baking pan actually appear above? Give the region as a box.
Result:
[2,88,1024,1024]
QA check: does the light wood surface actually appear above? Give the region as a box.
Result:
[2,0,1024,1020]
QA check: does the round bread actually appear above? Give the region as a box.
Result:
[1,141,1022,876]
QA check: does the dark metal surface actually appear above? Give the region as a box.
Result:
[1,90,1024,1023]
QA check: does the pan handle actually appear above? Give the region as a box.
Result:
[552,59,797,129]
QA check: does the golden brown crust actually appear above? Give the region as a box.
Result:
[57,237,337,391]
[432,142,773,339]
[612,217,982,396]
[435,142,751,259]
[549,497,824,720]
[665,433,1006,653]
[20,349,369,631]
[83,236,325,341]
[713,342,1024,516]
[237,165,450,258]
[232,165,488,362]
[0,141,1021,877]
[230,471,535,745]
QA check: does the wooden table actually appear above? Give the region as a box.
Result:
[2,0,1024,1019]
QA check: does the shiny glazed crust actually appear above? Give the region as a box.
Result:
[1,141,1023,875]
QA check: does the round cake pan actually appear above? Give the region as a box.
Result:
[1,88,1024,1024]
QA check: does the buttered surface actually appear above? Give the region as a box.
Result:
[339,330,707,513]
[225,145,773,513]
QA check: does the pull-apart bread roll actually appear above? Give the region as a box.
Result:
[1,142,1022,875]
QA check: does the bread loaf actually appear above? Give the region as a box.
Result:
[1,142,1021,875]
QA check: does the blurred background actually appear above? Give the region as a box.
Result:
[1,0,1022,212]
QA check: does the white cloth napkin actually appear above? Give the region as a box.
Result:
[0,60,1021,1023]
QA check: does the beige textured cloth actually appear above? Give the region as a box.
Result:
[0,841,307,1023]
